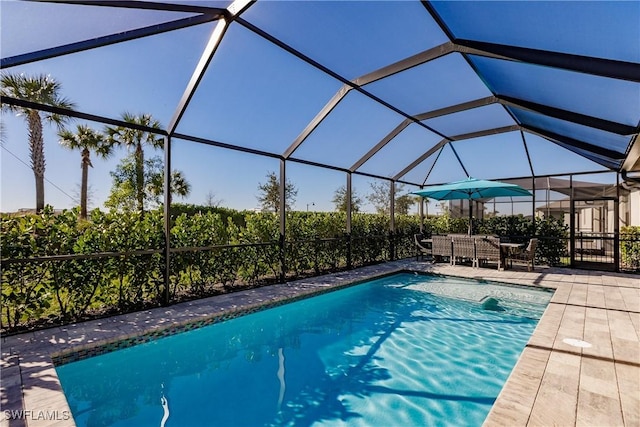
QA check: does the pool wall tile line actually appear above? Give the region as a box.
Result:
[1,260,639,427]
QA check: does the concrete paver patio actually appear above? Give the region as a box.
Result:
[1,260,638,426]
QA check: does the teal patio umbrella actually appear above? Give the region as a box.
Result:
[411,177,532,234]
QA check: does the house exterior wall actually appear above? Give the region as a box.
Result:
[629,190,640,226]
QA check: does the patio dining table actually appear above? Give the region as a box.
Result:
[500,242,524,250]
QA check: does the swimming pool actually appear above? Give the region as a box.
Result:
[55,273,551,427]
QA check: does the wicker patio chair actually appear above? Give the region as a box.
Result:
[431,235,452,264]
[506,238,538,271]
[474,236,502,270]
[452,235,475,266]
[414,233,432,261]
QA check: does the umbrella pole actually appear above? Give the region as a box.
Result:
[468,198,473,235]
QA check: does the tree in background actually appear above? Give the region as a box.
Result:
[332,185,363,213]
[105,112,163,213]
[367,181,416,215]
[257,171,297,213]
[105,154,190,212]
[1,73,75,212]
[58,125,112,219]
[395,192,416,215]
[71,184,96,213]
[204,191,223,208]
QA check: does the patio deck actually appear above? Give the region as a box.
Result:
[1,261,638,427]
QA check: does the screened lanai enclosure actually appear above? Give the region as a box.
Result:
[1,1,639,330]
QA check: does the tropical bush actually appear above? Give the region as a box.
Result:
[534,216,569,266]
[0,208,166,330]
[170,203,246,228]
[621,226,640,270]
[477,215,535,239]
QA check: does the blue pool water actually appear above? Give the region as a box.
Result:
[56,273,551,427]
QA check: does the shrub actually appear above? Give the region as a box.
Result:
[1,211,52,329]
[534,217,569,266]
[621,226,640,270]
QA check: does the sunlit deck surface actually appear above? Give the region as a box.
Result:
[1,261,638,427]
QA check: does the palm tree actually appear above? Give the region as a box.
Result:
[148,167,192,204]
[1,73,75,212]
[166,171,191,201]
[105,112,163,213]
[58,125,112,219]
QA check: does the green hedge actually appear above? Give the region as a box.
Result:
[621,226,640,270]
[2,207,570,333]
[1,208,165,330]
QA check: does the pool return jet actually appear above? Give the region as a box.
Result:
[480,296,505,311]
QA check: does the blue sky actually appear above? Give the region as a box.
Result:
[1,0,628,215]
